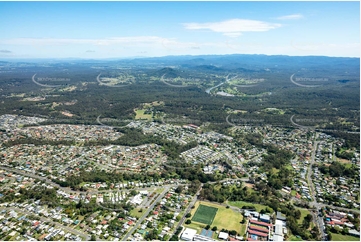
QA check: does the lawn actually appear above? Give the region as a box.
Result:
[134,109,152,120]
[289,235,303,241]
[331,232,360,241]
[212,204,245,234]
[297,208,311,224]
[227,201,274,213]
[192,204,218,225]
[130,208,146,219]
[184,221,205,234]
[190,201,246,235]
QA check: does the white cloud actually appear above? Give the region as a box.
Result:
[183,19,282,37]
[276,14,304,20]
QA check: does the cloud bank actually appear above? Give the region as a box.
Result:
[183,19,282,37]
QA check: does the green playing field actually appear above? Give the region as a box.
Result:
[192,204,218,225]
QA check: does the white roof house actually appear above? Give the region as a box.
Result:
[180,228,197,241]
[218,232,229,240]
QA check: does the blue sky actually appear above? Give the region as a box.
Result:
[0,1,359,58]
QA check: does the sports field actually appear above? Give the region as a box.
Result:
[192,204,218,224]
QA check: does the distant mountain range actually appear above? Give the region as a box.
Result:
[0,54,359,74]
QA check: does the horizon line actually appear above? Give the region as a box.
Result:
[0,53,360,62]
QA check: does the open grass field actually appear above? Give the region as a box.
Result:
[331,232,360,241]
[134,109,152,120]
[227,201,274,213]
[190,201,246,235]
[212,204,245,235]
[192,204,218,224]
[130,208,146,219]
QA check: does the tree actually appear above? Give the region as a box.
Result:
[185,219,192,224]
[145,229,159,241]
[341,227,349,235]
[170,235,179,241]
[305,214,313,222]
[175,185,184,194]
[205,224,211,230]
[90,235,97,241]
[230,230,237,235]
[327,232,332,240]
[294,210,301,220]
[241,217,246,224]
[185,213,192,218]
[212,226,218,231]
[130,190,138,196]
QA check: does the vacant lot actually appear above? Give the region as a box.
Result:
[192,204,218,225]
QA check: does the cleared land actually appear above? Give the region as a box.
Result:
[192,204,218,225]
